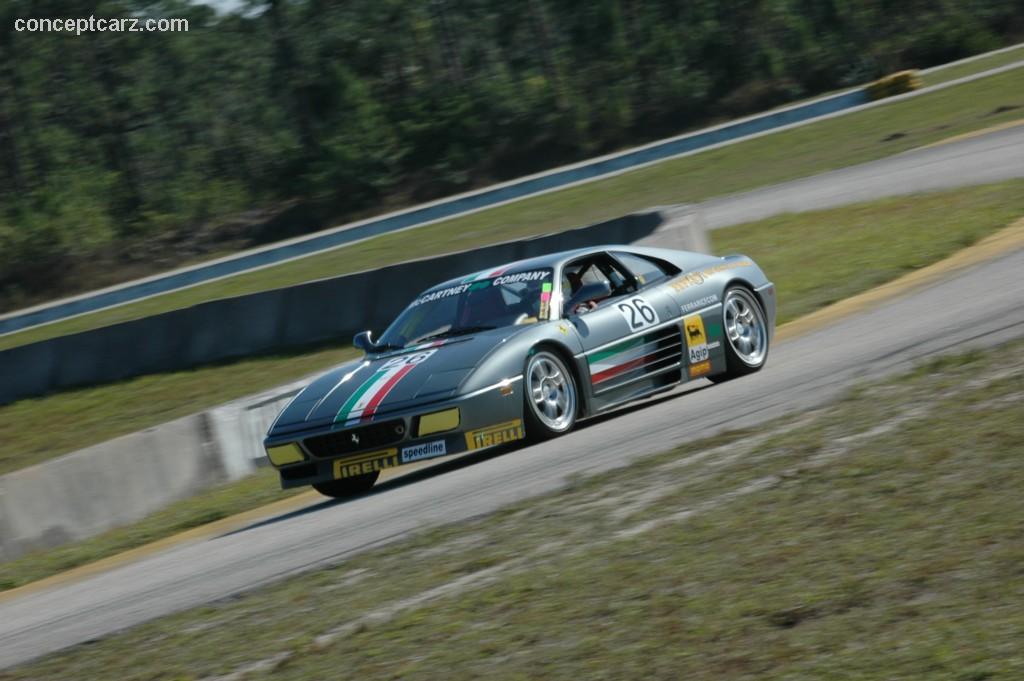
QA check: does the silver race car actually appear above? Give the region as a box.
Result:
[264,245,775,497]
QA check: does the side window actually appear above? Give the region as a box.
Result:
[561,254,637,316]
[611,252,674,287]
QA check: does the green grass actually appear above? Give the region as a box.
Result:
[923,43,1024,86]
[0,468,303,592]
[711,179,1024,324]
[2,66,1021,352]
[5,338,1022,681]
[1,179,1020,479]
[0,345,359,477]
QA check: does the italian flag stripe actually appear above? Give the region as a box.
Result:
[486,264,511,277]
[591,354,659,384]
[589,337,642,364]
[588,331,667,384]
[588,331,660,363]
[334,369,388,423]
[359,364,416,422]
[460,264,513,283]
[342,368,404,424]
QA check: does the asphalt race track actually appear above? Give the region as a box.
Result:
[1,243,1022,668]
[701,124,1024,229]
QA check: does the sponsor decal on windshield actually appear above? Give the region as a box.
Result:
[334,349,438,425]
[491,270,551,286]
[460,263,517,282]
[412,283,472,307]
[414,269,551,307]
[539,281,553,319]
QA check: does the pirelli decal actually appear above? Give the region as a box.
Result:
[333,448,400,479]
[465,419,525,450]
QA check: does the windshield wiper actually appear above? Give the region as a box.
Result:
[418,325,496,342]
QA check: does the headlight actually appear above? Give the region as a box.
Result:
[265,443,305,466]
[417,408,460,437]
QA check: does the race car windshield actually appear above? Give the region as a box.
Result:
[379,268,554,348]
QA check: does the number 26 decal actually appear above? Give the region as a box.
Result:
[382,349,437,369]
[616,297,660,331]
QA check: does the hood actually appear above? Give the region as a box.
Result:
[269,329,517,435]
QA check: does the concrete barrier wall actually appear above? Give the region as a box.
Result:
[0,379,311,562]
[0,209,681,405]
[207,384,305,481]
[0,413,226,562]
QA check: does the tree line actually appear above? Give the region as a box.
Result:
[0,0,1020,309]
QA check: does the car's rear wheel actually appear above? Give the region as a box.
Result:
[714,286,769,381]
[312,471,380,498]
[524,349,577,440]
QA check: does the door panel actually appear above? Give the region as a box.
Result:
[570,287,683,411]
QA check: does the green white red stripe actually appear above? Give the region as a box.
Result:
[334,345,440,425]
[588,332,660,384]
[459,262,519,283]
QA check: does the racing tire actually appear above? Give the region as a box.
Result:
[312,471,380,498]
[523,349,578,441]
[711,286,769,382]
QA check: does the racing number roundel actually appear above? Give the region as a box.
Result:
[616,296,660,331]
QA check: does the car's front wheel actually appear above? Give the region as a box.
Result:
[523,349,578,441]
[312,471,380,498]
[714,286,769,381]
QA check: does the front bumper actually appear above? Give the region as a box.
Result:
[263,377,524,488]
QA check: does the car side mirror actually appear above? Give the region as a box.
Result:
[353,330,376,353]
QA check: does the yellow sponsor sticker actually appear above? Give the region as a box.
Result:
[333,448,399,479]
[668,260,753,293]
[683,313,710,364]
[465,419,525,450]
[688,360,712,378]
